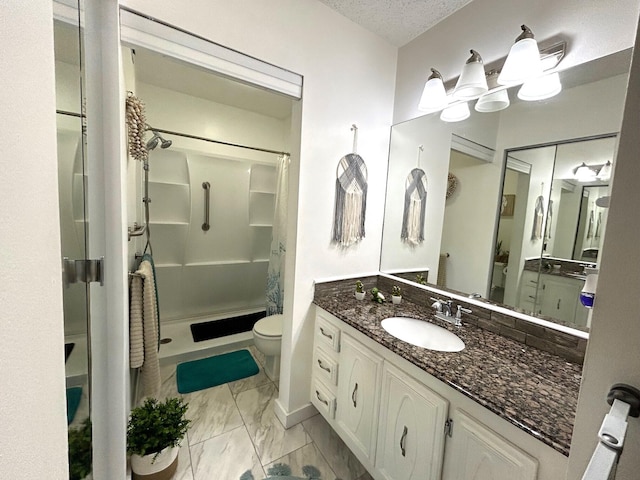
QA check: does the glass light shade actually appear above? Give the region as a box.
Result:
[597,161,612,181]
[475,89,510,112]
[497,38,543,86]
[574,163,597,182]
[440,102,470,122]
[453,61,488,100]
[517,72,562,101]
[418,76,448,112]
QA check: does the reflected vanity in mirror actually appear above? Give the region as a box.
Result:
[380,49,631,334]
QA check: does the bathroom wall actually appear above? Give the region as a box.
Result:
[121,0,398,417]
[0,0,68,477]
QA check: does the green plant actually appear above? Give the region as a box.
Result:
[392,285,401,297]
[370,287,385,304]
[415,273,427,285]
[127,397,191,460]
[355,280,364,293]
[68,418,92,480]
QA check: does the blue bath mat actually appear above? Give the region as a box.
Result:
[66,386,83,425]
[176,349,259,394]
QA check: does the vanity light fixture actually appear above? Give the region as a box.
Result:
[596,161,612,181]
[517,71,562,101]
[498,25,543,86]
[453,50,489,100]
[440,101,470,122]
[475,70,510,112]
[573,162,598,182]
[418,68,448,112]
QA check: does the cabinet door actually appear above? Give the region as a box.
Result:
[442,410,538,480]
[336,334,383,461]
[376,364,448,480]
[540,277,579,323]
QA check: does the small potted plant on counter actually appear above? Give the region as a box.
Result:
[391,285,402,304]
[371,287,385,304]
[127,397,191,480]
[415,273,427,285]
[355,280,366,300]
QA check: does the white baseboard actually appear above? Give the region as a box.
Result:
[274,398,318,428]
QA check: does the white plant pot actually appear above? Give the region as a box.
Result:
[130,446,179,479]
[392,295,402,305]
[355,291,366,300]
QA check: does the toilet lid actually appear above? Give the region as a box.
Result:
[254,314,283,337]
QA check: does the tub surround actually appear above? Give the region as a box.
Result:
[314,276,584,456]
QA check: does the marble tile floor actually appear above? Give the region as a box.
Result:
[159,345,373,480]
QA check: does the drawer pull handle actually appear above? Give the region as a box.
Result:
[528,295,536,300]
[557,298,561,310]
[317,359,331,373]
[352,382,358,407]
[319,327,333,340]
[315,390,329,406]
[400,425,408,457]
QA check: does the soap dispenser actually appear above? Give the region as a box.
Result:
[580,267,599,308]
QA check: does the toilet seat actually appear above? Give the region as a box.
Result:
[253,314,283,338]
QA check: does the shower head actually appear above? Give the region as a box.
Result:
[146,129,172,150]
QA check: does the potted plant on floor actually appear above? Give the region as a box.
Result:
[354,280,366,300]
[391,285,402,304]
[68,418,92,480]
[127,397,191,480]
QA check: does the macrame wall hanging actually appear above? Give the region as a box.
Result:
[125,91,148,162]
[401,145,428,245]
[332,124,368,246]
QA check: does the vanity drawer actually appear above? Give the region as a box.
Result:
[313,347,339,386]
[316,315,341,352]
[312,380,336,419]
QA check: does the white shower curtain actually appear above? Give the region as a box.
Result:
[266,154,289,315]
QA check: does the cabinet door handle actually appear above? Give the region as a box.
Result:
[528,295,536,300]
[400,426,408,457]
[202,181,211,231]
[352,382,358,407]
[317,359,331,373]
[315,390,329,406]
[319,327,333,340]
[557,299,561,310]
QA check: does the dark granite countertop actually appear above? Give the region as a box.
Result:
[314,292,582,457]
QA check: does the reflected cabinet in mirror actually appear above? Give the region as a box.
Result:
[380,50,631,333]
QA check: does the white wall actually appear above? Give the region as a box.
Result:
[567,14,640,478]
[394,0,640,124]
[122,0,398,416]
[0,1,68,478]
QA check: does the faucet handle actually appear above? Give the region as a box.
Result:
[455,305,472,319]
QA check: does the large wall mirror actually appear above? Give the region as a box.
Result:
[380,49,631,334]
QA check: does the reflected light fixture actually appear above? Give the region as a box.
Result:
[596,161,612,181]
[440,101,470,122]
[475,70,510,112]
[498,25,543,86]
[518,71,562,101]
[573,162,597,182]
[418,68,448,112]
[453,50,489,100]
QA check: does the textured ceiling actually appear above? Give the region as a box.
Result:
[318,0,473,46]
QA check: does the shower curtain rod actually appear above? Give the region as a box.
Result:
[55,111,289,157]
[149,127,290,157]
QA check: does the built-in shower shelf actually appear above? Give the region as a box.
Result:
[185,260,252,267]
[149,180,189,187]
[252,259,269,263]
[249,189,275,195]
[249,223,273,227]
[155,263,183,268]
[149,221,190,226]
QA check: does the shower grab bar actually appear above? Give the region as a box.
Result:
[202,181,211,231]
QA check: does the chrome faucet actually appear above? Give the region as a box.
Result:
[442,300,453,317]
[455,305,472,327]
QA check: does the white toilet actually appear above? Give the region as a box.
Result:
[252,314,283,381]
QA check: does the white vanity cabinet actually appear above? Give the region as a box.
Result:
[441,410,538,480]
[336,334,383,462]
[376,363,448,480]
[310,308,566,480]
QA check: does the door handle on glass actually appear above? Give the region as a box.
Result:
[202,181,211,231]
[317,359,331,373]
[400,426,408,457]
[352,382,358,407]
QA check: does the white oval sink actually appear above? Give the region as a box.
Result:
[381,317,465,352]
